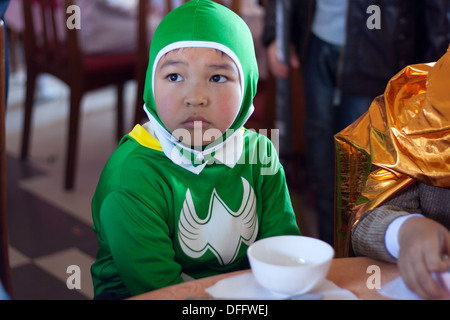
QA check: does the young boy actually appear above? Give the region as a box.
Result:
[90,0,300,299]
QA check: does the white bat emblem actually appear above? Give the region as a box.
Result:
[178,177,258,265]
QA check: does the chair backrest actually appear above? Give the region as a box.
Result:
[22,0,80,81]
[0,19,12,298]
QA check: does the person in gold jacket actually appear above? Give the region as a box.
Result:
[335,45,450,299]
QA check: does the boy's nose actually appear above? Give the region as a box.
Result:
[184,83,208,107]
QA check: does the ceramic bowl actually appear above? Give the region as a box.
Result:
[247,235,334,295]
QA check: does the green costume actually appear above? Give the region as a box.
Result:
[91,0,300,298]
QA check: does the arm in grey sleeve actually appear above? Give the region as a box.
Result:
[351,182,420,262]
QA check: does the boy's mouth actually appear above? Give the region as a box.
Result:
[182,117,211,129]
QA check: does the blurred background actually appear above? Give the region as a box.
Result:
[1,0,314,299]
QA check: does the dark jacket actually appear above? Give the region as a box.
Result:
[262,0,450,97]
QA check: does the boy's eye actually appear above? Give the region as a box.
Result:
[211,75,227,83]
[167,73,183,82]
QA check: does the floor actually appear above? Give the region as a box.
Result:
[4,69,135,300]
[6,154,98,299]
[4,60,317,301]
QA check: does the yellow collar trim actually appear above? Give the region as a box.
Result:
[128,124,163,152]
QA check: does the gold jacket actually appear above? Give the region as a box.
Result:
[334,45,450,257]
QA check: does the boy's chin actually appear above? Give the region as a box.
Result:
[173,130,221,148]
[175,138,212,148]
[172,127,223,149]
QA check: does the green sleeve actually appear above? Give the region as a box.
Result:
[99,189,183,296]
[256,140,301,238]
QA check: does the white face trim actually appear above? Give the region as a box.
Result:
[152,41,245,120]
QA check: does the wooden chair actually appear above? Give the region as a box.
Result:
[20,0,137,190]
[0,19,13,298]
[133,0,151,125]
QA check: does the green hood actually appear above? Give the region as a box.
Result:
[143,0,259,137]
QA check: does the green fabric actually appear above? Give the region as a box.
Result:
[91,129,300,297]
[143,0,259,134]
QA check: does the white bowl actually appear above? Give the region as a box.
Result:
[247,235,334,295]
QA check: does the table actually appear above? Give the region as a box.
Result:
[130,257,399,300]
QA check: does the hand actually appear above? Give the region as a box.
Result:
[397,216,450,299]
[266,41,300,78]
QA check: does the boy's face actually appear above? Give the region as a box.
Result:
[154,47,241,146]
